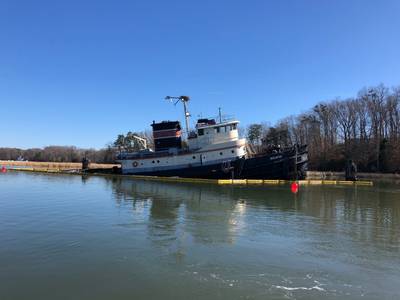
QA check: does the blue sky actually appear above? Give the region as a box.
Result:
[1,0,399,149]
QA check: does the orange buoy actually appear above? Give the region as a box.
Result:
[291,182,299,193]
[1,166,6,173]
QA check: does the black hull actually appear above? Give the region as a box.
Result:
[123,146,308,180]
[238,146,308,179]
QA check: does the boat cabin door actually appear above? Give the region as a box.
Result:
[200,154,206,165]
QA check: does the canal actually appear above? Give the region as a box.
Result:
[1,171,399,299]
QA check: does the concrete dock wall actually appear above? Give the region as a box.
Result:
[307,171,400,182]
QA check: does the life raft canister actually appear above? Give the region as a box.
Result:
[132,161,139,167]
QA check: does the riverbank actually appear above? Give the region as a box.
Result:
[307,170,400,183]
[0,160,119,171]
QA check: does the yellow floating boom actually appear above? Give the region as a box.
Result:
[8,168,373,186]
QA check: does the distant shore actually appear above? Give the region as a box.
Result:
[0,160,119,171]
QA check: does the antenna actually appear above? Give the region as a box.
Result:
[165,95,191,137]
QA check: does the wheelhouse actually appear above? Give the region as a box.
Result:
[187,118,240,151]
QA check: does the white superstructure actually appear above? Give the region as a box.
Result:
[117,118,246,175]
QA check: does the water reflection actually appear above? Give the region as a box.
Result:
[107,177,400,252]
[111,178,246,247]
[296,186,400,248]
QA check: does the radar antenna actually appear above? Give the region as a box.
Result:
[165,95,191,137]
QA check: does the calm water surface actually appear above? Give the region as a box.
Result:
[1,171,399,299]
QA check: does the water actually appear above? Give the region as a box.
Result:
[1,172,399,300]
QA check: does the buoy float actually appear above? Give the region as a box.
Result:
[291,182,299,193]
[1,166,6,173]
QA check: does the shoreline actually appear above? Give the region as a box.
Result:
[0,160,119,171]
[307,170,400,182]
[1,162,373,187]
[1,160,397,181]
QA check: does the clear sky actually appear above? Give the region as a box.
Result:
[1,0,399,149]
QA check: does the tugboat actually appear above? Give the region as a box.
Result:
[116,96,308,179]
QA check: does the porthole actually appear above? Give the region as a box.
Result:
[220,152,223,155]
[152,160,155,163]
[192,156,196,159]
[231,150,234,153]
[157,160,160,163]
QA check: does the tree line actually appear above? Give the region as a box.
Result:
[0,146,115,163]
[0,130,154,164]
[247,84,400,173]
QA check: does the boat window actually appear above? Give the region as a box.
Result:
[152,160,155,163]
[157,160,160,163]
[192,156,196,159]
[215,127,220,133]
[219,152,223,155]
[198,129,204,136]
[231,124,237,130]
[231,150,234,153]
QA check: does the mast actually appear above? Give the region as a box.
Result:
[165,95,191,137]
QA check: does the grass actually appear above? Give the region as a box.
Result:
[0,160,119,170]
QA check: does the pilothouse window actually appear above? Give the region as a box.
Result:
[198,129,204,136]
